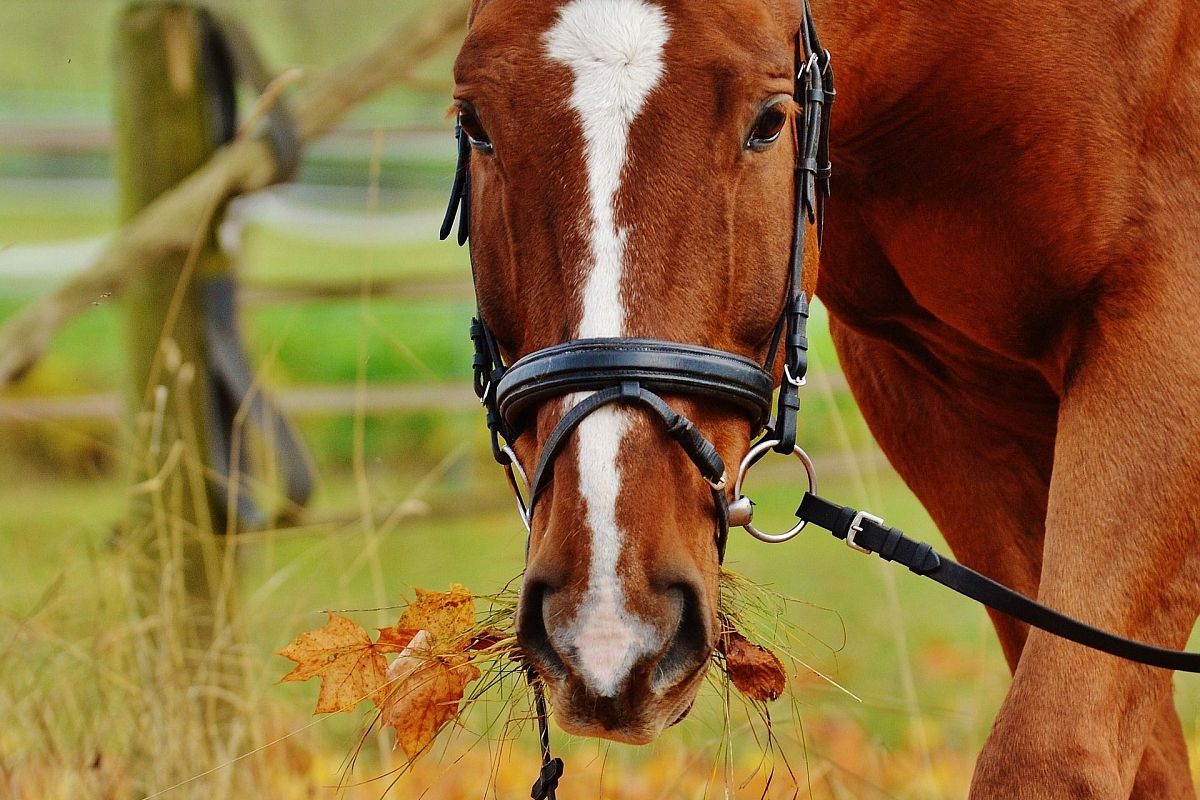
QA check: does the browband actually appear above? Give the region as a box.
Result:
[495,338,775,435]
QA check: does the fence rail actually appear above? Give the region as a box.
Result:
[0,383,479,423]
[0,369,850,423]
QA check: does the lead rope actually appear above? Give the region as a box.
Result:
[528,668,564,800]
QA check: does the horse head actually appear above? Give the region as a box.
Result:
[448,0,822,743]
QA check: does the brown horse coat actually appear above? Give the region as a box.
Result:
[816,0,1200,796]
[454,0,1200,795]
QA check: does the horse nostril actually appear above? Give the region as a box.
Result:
[516,581,568,679]
[653,582,711,690]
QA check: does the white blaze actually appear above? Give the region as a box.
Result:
[544,0,669,696]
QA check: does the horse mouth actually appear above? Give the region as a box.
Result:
[668,699,695,727]
[535,652,711,745]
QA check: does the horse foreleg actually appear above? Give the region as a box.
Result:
[828,317,1054,666]
[829,315,1196,798]
[966,293,1200,799]
[1129,693,1192,800]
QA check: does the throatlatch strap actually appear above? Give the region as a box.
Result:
[796,493,1200,673]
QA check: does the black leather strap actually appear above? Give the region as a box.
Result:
[524,381,730,561]
[189,16,310,527]
[761,18,831,456]
[796,492,1200,673]
[202,277,313,525]
[202,11,301,179]
[497,338,775,435]
[440,118,471,246]
[527,382,726,510]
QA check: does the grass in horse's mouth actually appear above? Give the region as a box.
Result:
[332,568,855,794]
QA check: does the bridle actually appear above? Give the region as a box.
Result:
[442,3,834,563]
[441,8,831,794]
[438,2,1200,796]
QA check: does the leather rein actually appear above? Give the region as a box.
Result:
[439,2,1200,795]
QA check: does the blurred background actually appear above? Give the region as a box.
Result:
[2,2,1194,798]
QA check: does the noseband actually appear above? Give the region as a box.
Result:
[442,4,835,562]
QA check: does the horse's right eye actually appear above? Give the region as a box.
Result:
[746,103,789,152]
[459,110,494,154]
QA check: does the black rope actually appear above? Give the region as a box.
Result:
[528,669,564,800]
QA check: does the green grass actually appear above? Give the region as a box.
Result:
[238,225,466,288]
[0,1,458,125]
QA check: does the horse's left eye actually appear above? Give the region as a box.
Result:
[746,104,789,151]
[459,109,494,154]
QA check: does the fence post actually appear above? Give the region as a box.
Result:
[113,2,244,751]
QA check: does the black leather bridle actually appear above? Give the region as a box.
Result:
[443,4,834,565]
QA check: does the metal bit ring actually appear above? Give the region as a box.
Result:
[731,439,817,543]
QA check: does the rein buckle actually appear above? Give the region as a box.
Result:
[846,510,883,554]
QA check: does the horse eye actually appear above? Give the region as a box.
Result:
[459,110,494,154]
[746,104,788,151]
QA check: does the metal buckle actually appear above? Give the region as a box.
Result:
[797,51,819,79]
[707,471,728,492]
[846,510,883,554]
[730,438,817,544]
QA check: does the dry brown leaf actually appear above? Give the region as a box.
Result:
[278,611,412,713]
[378,630,482,758]
[396,584,475,648]
[376,625,421,651]
[278,585,485,749]
[719,627,787,702]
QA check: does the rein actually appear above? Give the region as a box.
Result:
[439,0,1200,795]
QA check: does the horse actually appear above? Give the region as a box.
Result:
[447,0,1200,795]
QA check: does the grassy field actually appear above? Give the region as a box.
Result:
[0,188,1015,797]
[0,442,1012,799]
[6,151,1200,800]
[4,3,1200,797]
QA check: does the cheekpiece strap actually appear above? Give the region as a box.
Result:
[470,315,513,465]
[440,116,471,246]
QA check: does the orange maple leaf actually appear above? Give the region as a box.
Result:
[719,626,787,702]
[395,583,475,649]
[278,612,413,714]
[378,629,482,758]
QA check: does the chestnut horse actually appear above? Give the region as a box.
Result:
[450,0,1200,795]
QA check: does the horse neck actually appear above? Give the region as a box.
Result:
[809,0,948,142]
[812,0,1132,154]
